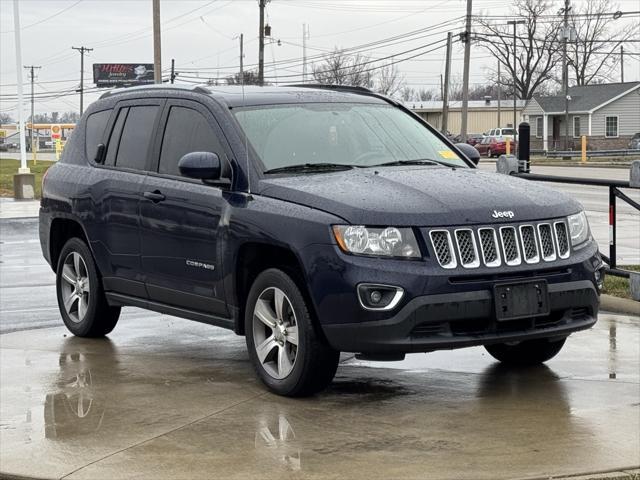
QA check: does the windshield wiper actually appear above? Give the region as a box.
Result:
[371,159,445,167]
[264,163,354,174]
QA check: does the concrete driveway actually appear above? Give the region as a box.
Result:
[1,312,638,480]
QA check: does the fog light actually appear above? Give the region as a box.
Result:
[357,284,404,311]
[370,290,382,304]
[595,268,605,291]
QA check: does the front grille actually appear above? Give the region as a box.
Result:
[428,219,571,269]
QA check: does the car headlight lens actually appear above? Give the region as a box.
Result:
[567,211,590,246]
[332,225,421,258]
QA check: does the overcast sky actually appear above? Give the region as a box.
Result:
[1,0,639,117]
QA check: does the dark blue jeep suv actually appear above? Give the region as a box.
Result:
[39,84,602,396]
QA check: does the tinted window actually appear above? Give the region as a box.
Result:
[104,107,128,167]
[114,105,159,170]
[159,106,222,176]
[85,109,111,161]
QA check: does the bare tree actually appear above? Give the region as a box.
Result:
[568,0,639,85]
[417,88,437,101]
[475,0,563,99]
[225,70,262,86]
[0,112,14,124]
[375,62,404,97]
[312,48,374,88]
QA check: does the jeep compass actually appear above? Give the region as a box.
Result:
[39,85,602,396]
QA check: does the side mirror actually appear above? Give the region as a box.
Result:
[455,142,481,165]
[178,151,221,180]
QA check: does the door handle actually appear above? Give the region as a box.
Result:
[143,190,166,203]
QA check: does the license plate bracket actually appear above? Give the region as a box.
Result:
[494,280,550,321]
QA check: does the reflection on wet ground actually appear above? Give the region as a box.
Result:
[0,312,638,480]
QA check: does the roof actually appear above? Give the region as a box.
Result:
[405,99,526,112]
[98,83,388,107]
[529,81,640,114]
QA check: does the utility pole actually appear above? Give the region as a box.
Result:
[72,46,93,115]
[152,0,162,84]
[258,0,269,85]
[497,60,501,127]
[24,65,41,161]
[239,33,244,83]
[460,0,472,142]
[620,46,624,82]
[13,0,28,173]
[170,59,176,84]
[442,32,452,135]
[507,20,525,131]
[561,0,570,150]
[302,23,310,83]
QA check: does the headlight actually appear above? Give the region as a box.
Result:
[567,211,590,247]
[332,225,421,258]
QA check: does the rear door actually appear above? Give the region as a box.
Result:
[92,99,163,297]
[139,99,231,316]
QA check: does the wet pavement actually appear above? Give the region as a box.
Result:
[1,312,639,480]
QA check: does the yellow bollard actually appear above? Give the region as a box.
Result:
[581,135,587,163]
[506,138,511,155]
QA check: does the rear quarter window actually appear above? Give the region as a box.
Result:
[85,109,112,162]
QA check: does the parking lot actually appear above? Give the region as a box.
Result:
[1,164,638,479]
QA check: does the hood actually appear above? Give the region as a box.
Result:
[258,166,582,226]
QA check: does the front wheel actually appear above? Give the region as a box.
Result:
[485,337,566,366]
[245,268,340,397]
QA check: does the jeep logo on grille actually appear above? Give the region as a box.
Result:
[492,210,515,219]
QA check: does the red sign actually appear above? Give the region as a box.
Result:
[51,124,62,140]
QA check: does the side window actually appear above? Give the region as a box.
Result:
[158,106,223,177]
[114,105,159,170]
[104,107,128,167]
[85,109,111,161]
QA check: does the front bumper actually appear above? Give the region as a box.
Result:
[322,280,598,353]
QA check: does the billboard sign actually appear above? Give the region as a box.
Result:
[93,63,155,87]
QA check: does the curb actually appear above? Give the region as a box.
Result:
[600,294,640,316]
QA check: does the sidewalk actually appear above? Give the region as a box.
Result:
[0,197,40,219]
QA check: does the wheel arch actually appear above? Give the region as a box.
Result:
[49,217,91,270]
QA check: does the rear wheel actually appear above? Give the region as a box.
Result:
[485,337,566,366]
[56,238,120,337]
[245,268,340,397]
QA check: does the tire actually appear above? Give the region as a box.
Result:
[56,237,120,337]
[245,268,340,397]
[485,337,566,366]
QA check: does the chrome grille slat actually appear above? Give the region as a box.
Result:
[537,223,556,261]
[429,230,457,269]
[554,221,570,258]
[454,229,480,268]
[519,225,540,264]
[478,228,501,267]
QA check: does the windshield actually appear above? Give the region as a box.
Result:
[233,103,469,172]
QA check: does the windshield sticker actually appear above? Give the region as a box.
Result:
[438,150,457,159]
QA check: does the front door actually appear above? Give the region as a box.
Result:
[552,116,561,150]
[139,100,231,316]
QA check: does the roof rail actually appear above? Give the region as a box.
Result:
[99,84,210,100]
[287,84,373,94]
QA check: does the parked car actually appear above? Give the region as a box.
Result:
[475,135,518,157]
[39,85,602,397]
[487,127,517,139]
[466,134,484,146]
[628,133,640,150]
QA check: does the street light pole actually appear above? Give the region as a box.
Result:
[152,0,162,84]
[506,20,525,132]
[12,0,28,173]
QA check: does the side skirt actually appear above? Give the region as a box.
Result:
[105,292,235,330]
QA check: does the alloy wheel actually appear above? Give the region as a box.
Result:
[252,287,299,380]
[60,251,90,323]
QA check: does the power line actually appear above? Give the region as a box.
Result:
[0,0,83,34]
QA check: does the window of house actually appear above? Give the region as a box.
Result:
[605,116,618,138]
[158,106,222,177]
[536,117,543,138]
[114,105,159,170]
[573,116,581,138]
